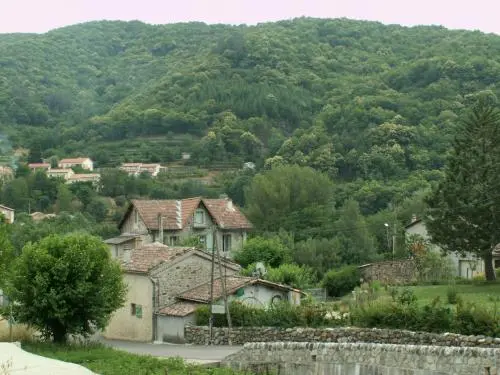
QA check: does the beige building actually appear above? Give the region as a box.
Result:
[28,163,51,172]
[0,204,14,223]
[405,217,485,279]
[58,157,93,171]
[103,242,240,342]
[47,168,74,180]
[113,197,252,258]
[66,173,101,185]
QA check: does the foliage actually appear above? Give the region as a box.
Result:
[0,221,14,288]
[244,165,335,240]
[291,237,341,277]
[233,235,291,268]
[195,300,331,328]
[447,286,459,305]
[322,265,361,297]
[6,233,126,343]
[264,263,318,289]
[426,97,500,280]
[23,342,247,375]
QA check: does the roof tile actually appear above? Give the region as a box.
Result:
[157,301,200,317]
[123,242,194,273]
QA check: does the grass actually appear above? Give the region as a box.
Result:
[407,283,500,307]
[22,342,248,375]
[0,318,36,342]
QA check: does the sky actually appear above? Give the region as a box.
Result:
[1,0,499,35]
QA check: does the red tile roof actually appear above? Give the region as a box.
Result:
[157,301,200,317]
[176,276,300,303]
[123,242,195,273]
[122,198,252,231]
[59,158,91,163]
[28,163,50,168]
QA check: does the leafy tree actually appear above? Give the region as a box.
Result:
[0,219,14,288]
[55,183,73,213]
[265,263,317,289]
[234,236,291,268]
[292,238,342,277]
[6,233,126,343]
[245,165,335,239]
[426,97,500,280]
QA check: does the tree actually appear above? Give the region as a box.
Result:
[426,97,500,280]
[6,233,126,343]
[234,236,291,268]
[244,165,335,239]
[55,183,73,213]
[0,219,14,288]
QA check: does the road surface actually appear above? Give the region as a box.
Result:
[100,338,242,365]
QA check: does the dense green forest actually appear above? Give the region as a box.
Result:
[1,18,500,276]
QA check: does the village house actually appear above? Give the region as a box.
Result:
[405,216,486,278]
[28,163,51,172]
[66,173,101,185]
[58,157,93,171]
[47,168,74,180]
[103,242,241,342]
[111,197,252,258]
[119,163,165,177]
[0,166,14,181]
[0,204,14,223]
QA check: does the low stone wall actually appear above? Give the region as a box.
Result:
[359,259,416,284]
[185,326,500,347]
[222,342,500,375]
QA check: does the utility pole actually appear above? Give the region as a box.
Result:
[208,230,215,345]
[215,233,233,345]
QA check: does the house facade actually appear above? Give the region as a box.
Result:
[28,163,51,172]
[115,197,252,258]
[405,218,485,279]
[58,158,93,171]
[0,205,14,223]
[103,242,240,342]
[47,168,74,180]
[158,276,303,342]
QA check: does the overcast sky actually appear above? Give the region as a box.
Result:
[1,0,499,34]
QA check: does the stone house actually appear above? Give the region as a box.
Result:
[405,217,485,278]
[114,197,252,258]
[0,204,14,223]
[158,275,303,343]
[103,242,241,342]
[58,157,93,171]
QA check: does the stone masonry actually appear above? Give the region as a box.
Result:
[359,259,416,284]
[185,326,500,347]
[222,342,500,375]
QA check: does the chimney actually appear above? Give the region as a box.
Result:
[226,198,234,211]
[157,213,164,244]
[411,214,418,223]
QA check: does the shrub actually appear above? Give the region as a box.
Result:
[446,287,459,304]
[397,288,417,306]
[453,302,500,337]
[472,272,486,282]
[265,263,317,289]
[233,236,291,268]
[322,265,361,297]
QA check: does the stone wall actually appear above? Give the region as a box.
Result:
[222,342,500,375]
[185,326,500,347]
[359,259,416,284]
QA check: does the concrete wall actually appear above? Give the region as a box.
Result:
[103,273,153,342]
[406,221,485,278]
[223,342,500,375]
[150,253,238,307]
[157,314,195,343]
[185,326,500,347]
[359,260,416,284]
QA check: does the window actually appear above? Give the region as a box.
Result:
[194,209,205,225]
[199,235,206,248]
[169,236,179,246]
[131,303,142,318]
[222,234,232,253]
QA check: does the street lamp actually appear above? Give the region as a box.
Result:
[384,223,390,252]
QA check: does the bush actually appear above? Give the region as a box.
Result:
[446,287,459,304]
[233,236,291,268]
[322,265,361,297]
[472,272,486,282]
[453,301,500,337]
[265,263,317,289]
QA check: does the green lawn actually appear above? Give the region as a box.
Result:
[22,342,246,375]
[407,283,500,308]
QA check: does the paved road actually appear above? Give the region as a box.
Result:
[100,338,242,364]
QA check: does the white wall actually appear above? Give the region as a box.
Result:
[157,315,195,343]
[225,284,291,307]
[406,221,485,278]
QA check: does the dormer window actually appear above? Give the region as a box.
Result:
[194,209,205,225]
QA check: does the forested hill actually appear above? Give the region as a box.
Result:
[2,18,500,198]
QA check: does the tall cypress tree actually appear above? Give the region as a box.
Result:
[426,96,500,280]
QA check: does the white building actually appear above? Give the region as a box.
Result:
[405,217,485,279]
[58,158,93,171]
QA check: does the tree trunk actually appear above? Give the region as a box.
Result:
[483,249,496,281]
[52,322,68,344]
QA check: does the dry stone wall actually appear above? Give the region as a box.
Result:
[359,259,416,284]
[185,326,500,347]
[222,342,500,375]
